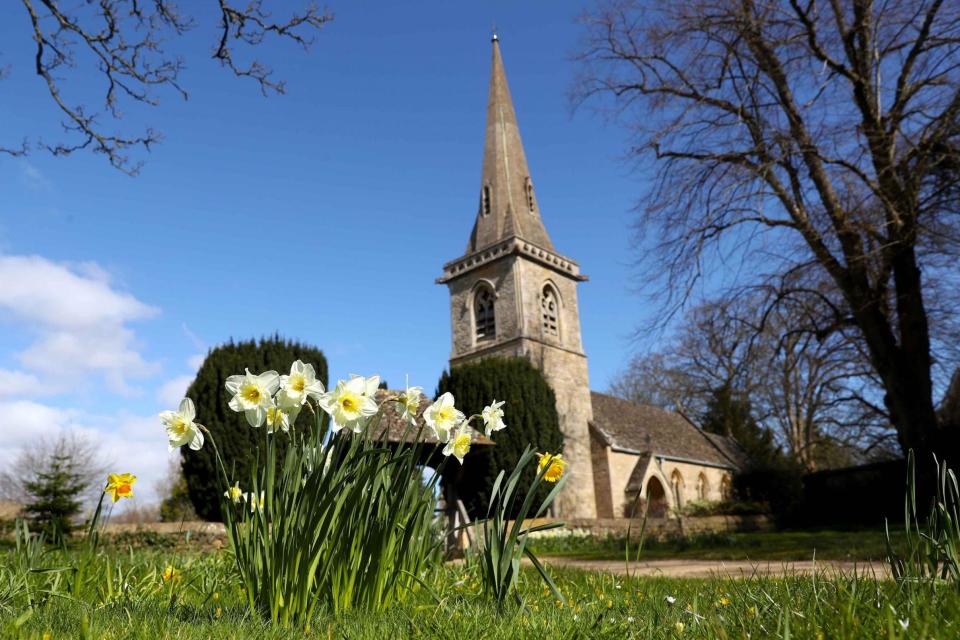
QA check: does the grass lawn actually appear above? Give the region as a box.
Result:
[2,545,955,639]
[529,528,905,562]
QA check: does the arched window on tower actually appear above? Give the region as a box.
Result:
[541,285,559,337]
[524,177,535,213]
[481,185,491,216]
[474,285,496,341]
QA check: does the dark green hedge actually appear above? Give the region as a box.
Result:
[436,357,563,518]
[180,336,327,520]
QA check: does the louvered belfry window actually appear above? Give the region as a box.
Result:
[541,286,558,337]
[475,286,496,340]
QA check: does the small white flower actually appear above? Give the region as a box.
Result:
[223,482,242,503]
[666,595,676,605]
[627,617,635,623]
[398,384,423,424]
[424,392,464,443]
[225,369,280,428]
[442,427,472,464]
[318,375,380,433]
[243,491,265,513]
[278,360,325,409]
[160,398,204,451]
[265,405,297,433]
[481,399,506,436]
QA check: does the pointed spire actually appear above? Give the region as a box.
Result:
[466,36,555,254]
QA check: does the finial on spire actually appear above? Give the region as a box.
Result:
[491,23,498,43]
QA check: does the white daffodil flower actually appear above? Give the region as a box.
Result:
[318,375,379,433]
[278,360,325,410]
[398,384,423,424]
[481,399,506,436]
[225,369,280,428]
[443,428,472,464]
[160,398,204,451]
[265,405,297,433]
[224,482,243,503]
[243,491,265,513]
[423,392,464,443]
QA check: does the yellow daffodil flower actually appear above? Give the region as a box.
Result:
[481,399,506,436]
[224,482,243,503]
[104,473,137,502]
[278,360,325,410]
[318,375,379,433]
[443,428,472,464]
[537,453,566,483]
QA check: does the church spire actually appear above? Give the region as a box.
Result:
[466,36,555,254]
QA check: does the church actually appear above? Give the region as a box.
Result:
[436,37,745,519]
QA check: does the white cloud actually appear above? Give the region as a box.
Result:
[0,401,175,506]
[0,369,43,398]
[0,255,160,396]
[187,353,206,371]
[19,163,52,191]
[157,374,195,407]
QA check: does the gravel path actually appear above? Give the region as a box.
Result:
[536,557,891,579]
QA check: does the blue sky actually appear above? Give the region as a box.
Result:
[0,2,659,503]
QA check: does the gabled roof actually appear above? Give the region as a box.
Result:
[590,391,745,469]
[371,390,492,446]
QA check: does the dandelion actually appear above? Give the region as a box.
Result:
[104,473,136,502]
[537,453,566,483]
[747,605,757,618]
[318,375,380,433]
[718,596,731,607]
[398,383,423,423]
[162,565,177,582]
[423,392,464,442]
[481,399,506,436]
[224,482,243,503]
[215,607,222,619]
[225,369,280,428]
[443,428,472,464]
[674,621,685,633]
[278,360,325,409]
[160,398,204,451]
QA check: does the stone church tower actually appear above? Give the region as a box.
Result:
[437,36,597,518]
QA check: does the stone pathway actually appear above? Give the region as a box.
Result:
[536,557,891,579]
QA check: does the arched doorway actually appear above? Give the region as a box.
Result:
[645,476,668,517]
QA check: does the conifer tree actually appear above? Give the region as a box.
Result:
[23,452,86,543]
[180,336,328,520]
[436,357,563,518]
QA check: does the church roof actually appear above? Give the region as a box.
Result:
[466,36,555,254]
[589,391,745,469]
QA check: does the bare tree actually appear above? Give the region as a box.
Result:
[6,1,332,173]
[577,0,960,461]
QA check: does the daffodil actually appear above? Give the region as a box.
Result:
[278,360,325,409]
[160,398,204,451]
[244,491,265,513]
[481,399,506,436]
[104,473,137,502]
[162,565,177,582]
[537,453,566,483]
[265,405,297,433]
[423,392,464,442]
[224,482,243,503]
[398,384,423,423]
[443,428,472,464]
[225,369,280,428]
[318,375,379,433]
